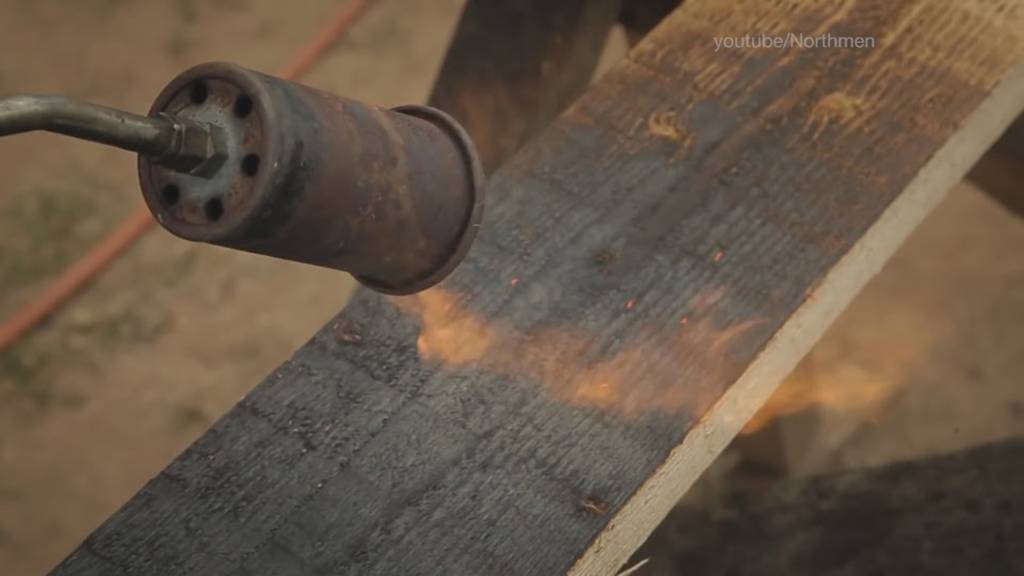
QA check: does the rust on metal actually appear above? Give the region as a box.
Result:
[139,62,485,295]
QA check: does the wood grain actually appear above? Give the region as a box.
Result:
[53,0,1024,574]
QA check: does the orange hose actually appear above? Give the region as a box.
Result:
[0,0,371,352]
[277,0,370,81]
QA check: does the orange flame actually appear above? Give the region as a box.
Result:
[741,310,946,434]
[411,290,496,366]
[742,366,895,433]
[397,287,765,418]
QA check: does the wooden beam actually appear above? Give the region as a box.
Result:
[634,438,1024,575]
[53,1,1024,575]
[993,113,1024,163]
[968,115,1024,217]
[619,0,681,45]
[428,0,621,173]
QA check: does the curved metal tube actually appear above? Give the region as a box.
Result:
[0,95,174,155]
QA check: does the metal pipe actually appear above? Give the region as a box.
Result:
[0,95,175,155]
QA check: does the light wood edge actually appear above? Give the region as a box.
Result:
[570,64,1024,576]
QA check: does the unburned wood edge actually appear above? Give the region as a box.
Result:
[570,64,1024,576]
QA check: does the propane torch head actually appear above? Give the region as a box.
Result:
[139,62,485,295]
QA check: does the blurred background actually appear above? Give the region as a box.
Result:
[0,2,1021,575]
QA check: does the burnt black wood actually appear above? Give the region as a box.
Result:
[52,0,1023,574]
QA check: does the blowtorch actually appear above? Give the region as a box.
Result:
[0,62,485,295]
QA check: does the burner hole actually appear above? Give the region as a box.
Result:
[205,197,224,221]
[234,94,254,118]
[241,154,260,176]
[189,82,209,105]
[161,184,180,206]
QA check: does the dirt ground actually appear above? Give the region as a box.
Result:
[0,2,1021,576]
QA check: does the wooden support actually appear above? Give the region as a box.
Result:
[619,0,681,45]
[968,115,1024,217]
[53,1,1024,575]
[428,0,621,173]
[993,113,1024,163]
[634,438,1024,575]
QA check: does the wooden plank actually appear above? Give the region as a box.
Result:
[428,0,621,172]
[635,438,1024,575]
[53,1,1024,575]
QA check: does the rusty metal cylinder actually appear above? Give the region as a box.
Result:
[138,62,484,294]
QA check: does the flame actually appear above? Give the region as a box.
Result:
[397,287,765,418]
[403,280,943,431]
[741,311,947,434]
[742,364,894,433]
[410,290,496,366]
